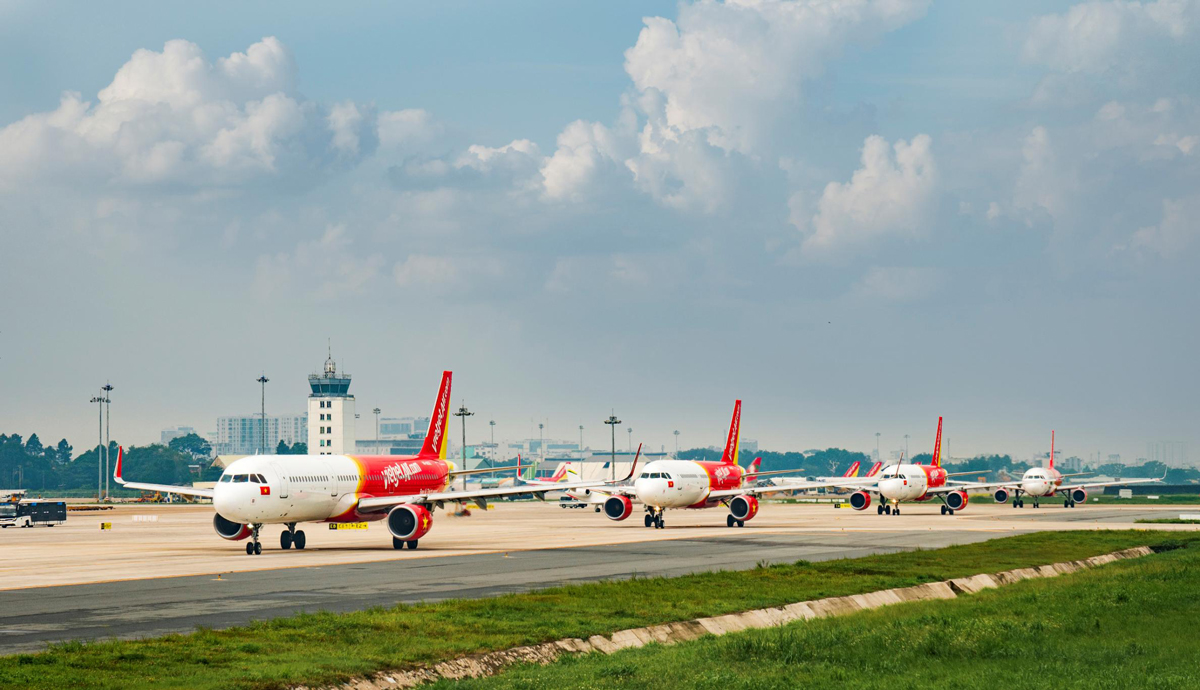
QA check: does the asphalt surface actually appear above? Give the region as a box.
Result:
[0,528,1011,654]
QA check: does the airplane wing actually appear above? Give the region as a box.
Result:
[448,464,518,477]
[707,479,867,500]
[112,447,215,499]
[923,480,1014,494]
[357,445,643,513]
[1058,476,1162,492]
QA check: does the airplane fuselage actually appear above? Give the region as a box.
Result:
[874,463,949,502]
[1018,466,1064,498]
[633,459,745,509]
[213,454,453,525]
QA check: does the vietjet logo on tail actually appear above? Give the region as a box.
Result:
[931,416,944,467]
[720,400,742,466]
[420,371,453,460]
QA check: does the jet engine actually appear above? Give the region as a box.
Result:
[993,488,1009,504]
[1071,488,1088,503]
[729,495,759,522]
[945,490,969,511]
[849,491,872,511]
[387,504,434,541]
[213,514,251,541]
[603,495,634,521]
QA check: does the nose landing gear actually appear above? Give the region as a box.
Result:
[245,524,263,555]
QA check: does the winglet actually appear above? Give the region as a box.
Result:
[931,416,943,467]
[720,400,742,465]
[419,371,453,459]
[113,446,125,485]
[617,444,642,482]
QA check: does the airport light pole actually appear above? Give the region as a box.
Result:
[538,422,544,471]
[91,396,104,501]
[454,403,473,490]
[489,420,496,462]
[875,432,880,463]
[674,430,680,455]
[373,407,381,453]
[103,383,113,500]
[579,424,584,452]
[904,434,910,459]
[256,374,269,454]
[604,413,621,481]
[627,427,632,452]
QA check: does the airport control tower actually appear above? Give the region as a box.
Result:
[307,350,356,455]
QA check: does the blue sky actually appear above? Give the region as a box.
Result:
[1,0,1196,463]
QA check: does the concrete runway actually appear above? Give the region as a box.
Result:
[0,500,1195,655]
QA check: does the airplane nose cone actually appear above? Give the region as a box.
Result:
[878,478,903,497]
[213,485,246,522]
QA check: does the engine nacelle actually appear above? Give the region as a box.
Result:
[603,495,634,521]
[1071,488,1088,503]
[993,488,1009,504]
[729,495,759,522]
[945,490,969,511]
[213,514,251,541]
[387,504,434,541]
[849,491,872,511]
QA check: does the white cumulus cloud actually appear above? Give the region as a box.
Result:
[801,134,936,255]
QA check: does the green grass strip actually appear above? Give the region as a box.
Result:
[1,530,1196,690]
[1136,518,1200,524]
[448,536,1200,689]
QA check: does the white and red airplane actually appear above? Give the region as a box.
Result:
[572,400,850,529]
[822,417,1007,516]
[114,371,632,555]
[989,431,1161,508]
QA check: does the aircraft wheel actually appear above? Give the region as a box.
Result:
[647,514,655,528]
[877,505,884,515]
[947,509,955,516]
[393,537,404,549]
[894,507,900,515]
[738,520,745,528]
[1064,500,1070,508]
[246,542,254,555]
[940,505,947,515]
[280,531,293,550]
[884,505,892,515]
[727,514,735,528]
[1012,500,1018,508]
[595,507,601,513]
[406,540,419,550]
[657,515,665,529]
[253,542,263,555]
[294,530,306,550]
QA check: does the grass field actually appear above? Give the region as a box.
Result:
[1136,518,1200,524]
[444,539,1200,690]
[1088,494,1200,505]
[1,531,1196,690]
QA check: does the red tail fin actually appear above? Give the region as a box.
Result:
[744,456,762,478]
[930,416,943,467]
[1049,430,1055,470]
[842,461,861,477]
[419,371,453,459]
[721,400,742,465]
[865,461,882,477]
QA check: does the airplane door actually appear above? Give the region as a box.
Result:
[325,462,340,498]
[272,462,290,498]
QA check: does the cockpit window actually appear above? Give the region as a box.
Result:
[233,474,249,483]
[220,474,233,483]
[662,473,673,480]
[640,473,650,479]
[250,475,261,483]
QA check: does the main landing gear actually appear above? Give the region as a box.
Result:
[726,514,745,528]
[1063,499,1077,508]
[644,509,665,529]
[878,504,899,515]
[940,505,956,516]
[392,537,419,550]
[1012,498,1026,508]
[280,524,306,551]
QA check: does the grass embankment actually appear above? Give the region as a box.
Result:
[1137,518,1200,524]
[449,537,1200,689]
[2,531,1196,690]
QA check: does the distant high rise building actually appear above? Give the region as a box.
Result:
[214,414,307,455]
[741,439,759,454]
[161,426,196,445]
[308,352,356,455]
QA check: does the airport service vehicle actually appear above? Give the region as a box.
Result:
[114,371,627,555]
[574,400,843,529]
[0,501,67,528]
[817,417,1006,516]
[988,431,1161,508]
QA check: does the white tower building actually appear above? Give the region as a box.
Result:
[307,352,356,455]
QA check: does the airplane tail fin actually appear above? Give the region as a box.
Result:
[743,456,763,481]
[1049,430,1055,470]
[865,461,882,477]
[113,446,125,484]
[720,400,742,465]
[843,461,861,478]
[931,416,944,467]
[547,462,570,482]
[419,371,453,459]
